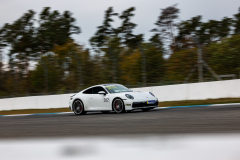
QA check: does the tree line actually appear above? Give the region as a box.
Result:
[0,5,240,97]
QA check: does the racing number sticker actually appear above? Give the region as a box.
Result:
[103,97,110,102]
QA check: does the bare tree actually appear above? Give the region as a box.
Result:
[151,4,180,51]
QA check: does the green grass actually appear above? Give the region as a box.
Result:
[1,97,240,116]
[0,108,71,115]
[158,98,240,107]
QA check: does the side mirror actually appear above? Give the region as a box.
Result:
[98,91,106,95]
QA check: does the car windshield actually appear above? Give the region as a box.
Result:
[105,85,131,93]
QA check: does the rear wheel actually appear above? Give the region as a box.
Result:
[73,100,86,115]
[112,98,125,113]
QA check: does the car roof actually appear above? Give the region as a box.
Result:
[80,84,119,92]
[101,83,120,86]
[82,84,122,90]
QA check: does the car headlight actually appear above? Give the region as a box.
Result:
[70,94,76,97]
[70,94,76,100]
[125,94,134,100]
[149,92,155,97]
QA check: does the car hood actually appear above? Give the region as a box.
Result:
[114,91,156,101]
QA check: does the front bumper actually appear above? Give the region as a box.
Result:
[69,99,74,111]
[132,100,158,109]
[124,99,158,110]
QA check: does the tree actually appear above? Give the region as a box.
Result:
[175,15,202,50]
[89,7,120,83]
[90,7,142,83]
[149,34,164,51]
[35,7,80,92]
[120,50,142,85]
[233,7,240,35]
[0,7,81,94]
[151,4,180,49]
[36,7,80,54]
[117,7,143,49]
[90,6,143,52]
[0,27,7,95]
[165,48,197,82]
[177,16,232,48]
[207,34,240,76]
[218,17,232,38]
[0,10,36,75]
[90,7,118,50]
[144,43,165,83]
[115,7,143,83]
[30,54,60,93]
[51,40,93,91]
[0,10,36,95]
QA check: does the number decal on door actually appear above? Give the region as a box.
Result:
[103,97,109,102]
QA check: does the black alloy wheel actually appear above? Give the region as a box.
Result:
[112,99,125,113]
[73,100,86,115]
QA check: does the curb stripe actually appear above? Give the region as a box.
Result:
[31,112,59,116]
[0,112,72,117]
[168,104,211,109]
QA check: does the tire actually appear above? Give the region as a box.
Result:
[141,108,151,112]
[112,98,125,113]
[73,99,86,115]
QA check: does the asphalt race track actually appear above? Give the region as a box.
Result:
[1,104,240,138]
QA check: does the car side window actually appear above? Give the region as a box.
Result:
[83,88,92,94]
[92,87,107,94]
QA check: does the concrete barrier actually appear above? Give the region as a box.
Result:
[1,79,240,111]
[0,94,72,111]
[132,79,240,102]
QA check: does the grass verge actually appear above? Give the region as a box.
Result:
[0,108,70,115]
[158,98,240,107]
[1,98,240,116]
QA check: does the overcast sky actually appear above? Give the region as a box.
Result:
[1,0,240,48]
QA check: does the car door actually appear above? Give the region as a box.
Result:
[82,87,94,110]
[89,86,110,110]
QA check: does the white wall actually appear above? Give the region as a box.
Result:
[0,94,73,111]
[132,79,240,102]
[1,79,240,111]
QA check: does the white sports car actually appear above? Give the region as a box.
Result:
[69,84,158,115]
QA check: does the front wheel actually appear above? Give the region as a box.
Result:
[112,98,125,113]
[73,100,86,115]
